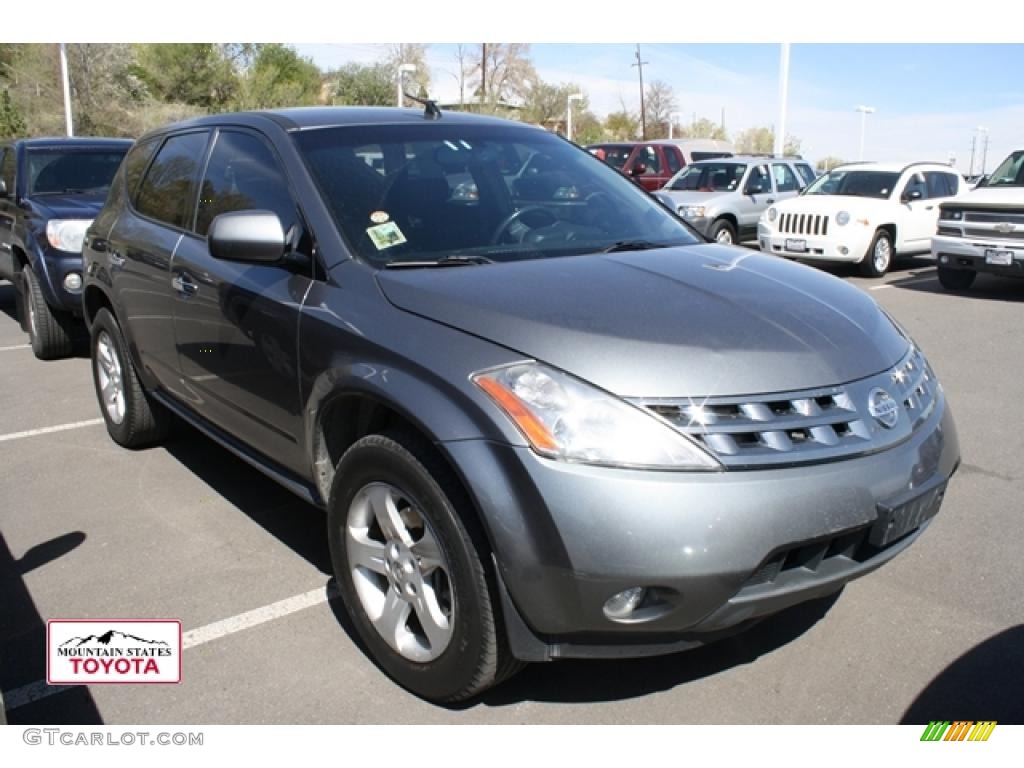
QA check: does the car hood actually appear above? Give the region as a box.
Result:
[954,187,1024,207]
[30,192,108,220]
[376,245,908,398]
[655,189,732,207]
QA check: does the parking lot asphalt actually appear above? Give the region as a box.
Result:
[1,260,1022,725]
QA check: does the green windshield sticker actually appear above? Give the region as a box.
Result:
[366,221,407,250]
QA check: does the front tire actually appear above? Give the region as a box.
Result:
[860,230,894,277]
[22,266,74,359]
[90,307,169,448]
[709,219,737,245]
[937,266,976,291]
[327,431,522,703]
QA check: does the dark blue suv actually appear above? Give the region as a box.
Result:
[0,137,131,358]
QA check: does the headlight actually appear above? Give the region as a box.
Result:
[767,207,777,222]
[836,211,850,226]
[679,205,706,219]
[473,362,720,470]
[46,219,93,252]
[940,207,963,221]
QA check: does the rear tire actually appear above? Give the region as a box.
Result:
[90,307,170,448]
[937,266,976,291]
[327,431,523,703]
[860,230,894,277]
[22,266,74,359]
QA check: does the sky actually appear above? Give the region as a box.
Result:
[296,42,1024,174]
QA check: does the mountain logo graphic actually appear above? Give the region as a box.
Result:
[59,630,170,648]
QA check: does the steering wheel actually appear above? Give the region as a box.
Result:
[490,206,559,244]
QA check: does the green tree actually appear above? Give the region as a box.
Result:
[329,62,395,106]
[675,116,728,141]
[604,109,638,141]
[0,89,26,138]
[471,43,536,110]
[134,44,238,111]
[236,44,321,109]
[734,125,801,155]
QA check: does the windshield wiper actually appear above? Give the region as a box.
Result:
[601,240,671,253]
[383,255,494,269]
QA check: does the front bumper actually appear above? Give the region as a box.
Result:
[445,392,959,660]
[931,234,1024,278]
[758,223,873,263]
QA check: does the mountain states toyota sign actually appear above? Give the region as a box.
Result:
[47,620,182,684]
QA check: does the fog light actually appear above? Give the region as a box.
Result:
[838,246,849,256]
[63,272,83,292]
[603,587,646,620]
[940,254,949,264]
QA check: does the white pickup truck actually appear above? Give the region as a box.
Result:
[931,149,1024,290]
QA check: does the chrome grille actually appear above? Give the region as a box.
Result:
[778,212,829,236]
[633,346,940,469]
[963,227,1024,241]
[963,210,1024,223]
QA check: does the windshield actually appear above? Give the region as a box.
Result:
[667,162,747,192]
[804,169,900,199]
[294,124,701,267]
[984,151,1024,187]
[27,149,128,195]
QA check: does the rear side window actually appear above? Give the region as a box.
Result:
[123,139,159,204]
[636,146,661,174]
[196,131,298,237]
[135,132,208,230]
[924,172,959,198]
[796,163,817,186]
[665,147,682,174]
[772,163,799,192]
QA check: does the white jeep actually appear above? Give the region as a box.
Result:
[757,161,965,277]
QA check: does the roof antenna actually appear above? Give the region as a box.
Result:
[404,92,441,120]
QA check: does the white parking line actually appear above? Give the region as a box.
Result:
[870,275,938,291]
[2,583,338,712]
[0,343,31,352]
[0,419,104,444]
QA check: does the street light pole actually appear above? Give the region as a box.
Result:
[977,126,989,175]
[566,93,583,143]
[855,105,875,161]
[59,43,73,137]
[773,43,790,157]
[668,111,683,140]
[396,64,416,108]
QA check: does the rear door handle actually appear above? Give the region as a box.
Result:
[171,272,198,298]
[766,198,775,204]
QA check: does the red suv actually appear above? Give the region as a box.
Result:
[588,139,734,191]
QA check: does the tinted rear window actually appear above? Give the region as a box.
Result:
[26,148,128,195]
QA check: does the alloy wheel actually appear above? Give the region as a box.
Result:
[346,482,454,662]
[95,331,126,424]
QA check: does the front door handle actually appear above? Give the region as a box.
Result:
[766,198,775,204]
[171,272,198,298]
[925,205,934,210]
[108,250,125,266]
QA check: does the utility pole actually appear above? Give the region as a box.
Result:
[632,45,648,140]
[969,133,977,177]
[979,126,990,175]
[480,43,487,111]
[59,43,73,137]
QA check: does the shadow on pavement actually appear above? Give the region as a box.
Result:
[463,590,842,709]
[0,281,20,326]
[1,530,105,724]
[161,424,331,574]
[901,625,1024,724]
[889,270,1024,302]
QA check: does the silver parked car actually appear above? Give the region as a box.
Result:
[656,155,817,243]
[82,108,958,703]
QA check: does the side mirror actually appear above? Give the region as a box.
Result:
[745,183,765,195]
[903,189,923,203]
[208,210,287,264]
[629,162,648,177]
